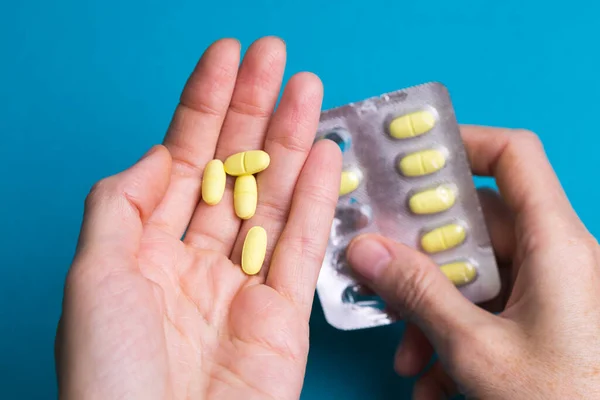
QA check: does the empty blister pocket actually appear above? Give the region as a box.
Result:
[330,201,373,245]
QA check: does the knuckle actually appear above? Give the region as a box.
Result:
[474,321,524,360]
[179,98,222,118]
[266,131,308,154]
[85,178,117,207]
[296,184,338,210]
[281,233,323,264]
[257,197,290,221]
[228,98,272,119]
[446,341,484,381]
[392,259,435,316]
[170,156,203,178]
[446,323,507,379]
[165,139,204,178]
[84,177,133,217]
[512,129,543,148]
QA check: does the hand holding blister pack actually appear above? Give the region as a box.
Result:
[315,82,501,330]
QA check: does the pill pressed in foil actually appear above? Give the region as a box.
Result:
[340,170,362,196]
[421,223,466,253]
[409,185,456,215]
[389,110,436,139]
[440,261,477,286]
[398,149,446,177]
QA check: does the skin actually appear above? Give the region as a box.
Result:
[56,36,600,400]
[56,37,342,400]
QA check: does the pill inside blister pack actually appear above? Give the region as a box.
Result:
[315,82,501,330]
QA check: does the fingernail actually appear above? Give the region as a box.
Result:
[346,236,392,281]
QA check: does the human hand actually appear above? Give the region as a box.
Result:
[55,37,342,400]
[346,126,600,399]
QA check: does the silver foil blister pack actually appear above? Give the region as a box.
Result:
[315,82,501,330]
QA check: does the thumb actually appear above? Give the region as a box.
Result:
[76,145,172,258]
[346,234,487,348]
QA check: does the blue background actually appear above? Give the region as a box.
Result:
[1,1,599,399]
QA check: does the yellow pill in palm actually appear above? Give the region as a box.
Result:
[242,226,267,275]
[234,175,257,220]
[201,159,226,205]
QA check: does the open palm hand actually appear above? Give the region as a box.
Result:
[56,37,342,400]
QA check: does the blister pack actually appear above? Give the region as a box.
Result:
[315,82,501,330]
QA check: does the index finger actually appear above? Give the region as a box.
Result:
[460,126,588,241]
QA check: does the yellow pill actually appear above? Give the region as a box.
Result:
[242,226,267,275]
[224,150,270,176]
[234,175,257,220]
[340,170,362,196]
[399,149,446,177]
[201,159,226,205]
[409,185,456,214]
[421,223,466,253]
[440,261,477,286]
[389,110,436,139]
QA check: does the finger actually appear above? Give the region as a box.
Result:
[346,234,492,354]
[76,145,172,266]
[229,72,324,270]
[461,126,588,242]
[148,39,240,237]
[267,140,342,317]
[184,36,287,253]
[477,187,516,263]
[394,323,434,377]
[477,264,512,313]
[60,146,172,400]
[412,362,458,400]
[476,187,516,312]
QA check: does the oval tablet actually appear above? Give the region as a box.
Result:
[421,223,466,253]
[409,185,456,215]
[234,175,257,220]
[224,150,270,176]
[440,261,477,286]
[340,170,362,196]
[201,159,226,205]
[242,226,267,275]
[389,110,436,139]
[399,149,446,177]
